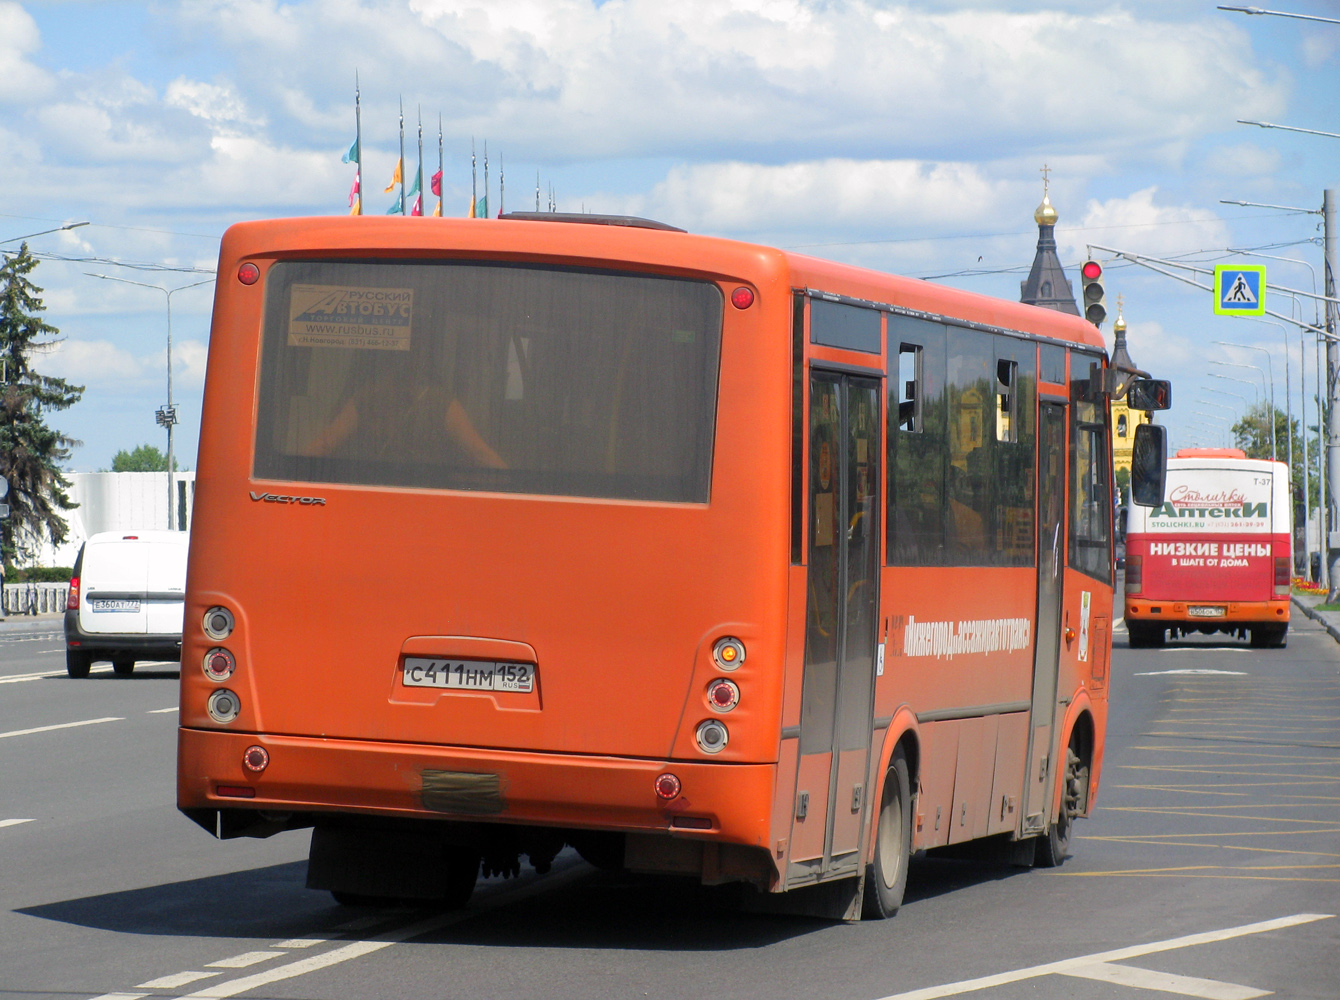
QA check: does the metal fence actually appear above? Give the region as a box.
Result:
[1,583,70,616]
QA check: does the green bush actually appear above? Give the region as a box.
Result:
[5,567,73,583]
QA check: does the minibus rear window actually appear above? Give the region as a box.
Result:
[253,260,723,502]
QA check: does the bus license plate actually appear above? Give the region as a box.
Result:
[402,658,535,693]
[1187,606,1226,618]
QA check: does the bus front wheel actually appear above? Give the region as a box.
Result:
[862,747,911,919]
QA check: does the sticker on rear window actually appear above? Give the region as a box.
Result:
[287,284,413,351]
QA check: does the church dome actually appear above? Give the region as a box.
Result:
[1034,193,1058,226]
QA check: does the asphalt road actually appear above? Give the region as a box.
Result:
[2,609,1337,1000]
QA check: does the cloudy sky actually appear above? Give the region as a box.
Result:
[2,0,1338,471]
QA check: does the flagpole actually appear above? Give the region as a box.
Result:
[483,141,489,220]
[355,72,362,215]
[499,155,504,217]
[536,171,540,212]
[398,97,406,216]
[437,114,444,218]
[471,138,477,218]
[416,107,424,218]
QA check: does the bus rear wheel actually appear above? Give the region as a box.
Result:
[1250,626,1287,648]
[1035,747,1084,868]
[1127,622,1164,648]
[862,747,911,919]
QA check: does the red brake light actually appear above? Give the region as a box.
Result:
[67,576,80,610]
[122,535,138,540]
[654,773,682,800]
[1275,557,1291,593]
[707,678,740,711]
[243,746,270,773]
[1082,260,1102,280]
[216,785,255,798]
[1124,555,1142,594]
[730,286,754,309]
[238,262,260,285]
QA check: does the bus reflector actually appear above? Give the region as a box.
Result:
[238,262,260,285]
[654,773,682,800]
[1125,555,1142,594]
[670,815,713,830]
[730,286,754,309]
[203,606,235,641]
[707,678,740,711]
[1275,557,1290,595]
[243,746,270,773]
[216,785,255,798]
[695,719,728,754]
[207,689,241,724]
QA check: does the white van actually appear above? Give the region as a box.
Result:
[63,530,189,677]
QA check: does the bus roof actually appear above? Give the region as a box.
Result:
[219,215,1107,353]
[1175,448,1247,459]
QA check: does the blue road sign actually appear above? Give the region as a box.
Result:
[1214,265,1266,316]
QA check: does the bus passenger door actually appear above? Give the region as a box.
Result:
[1024,402,1066,832]
[791,371,881,885]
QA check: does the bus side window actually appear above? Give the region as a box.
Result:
[996,359,1017,443]
[1070,352,1113,582]
[898,345,921,432]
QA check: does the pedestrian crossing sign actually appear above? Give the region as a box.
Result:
[1214,265,1266,316]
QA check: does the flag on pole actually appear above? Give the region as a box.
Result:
[430,169,442,197]
[433,201,442,217]
[410,195,422,217]
[384,158,402,193]
[341,138,359,164]
[385,198,402,215]
[407,171,420,197]
[477,194,488,219]
[468,193,476,218]
[348,174,360,215]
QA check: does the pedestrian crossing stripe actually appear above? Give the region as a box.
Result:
[1214,265,1266,316]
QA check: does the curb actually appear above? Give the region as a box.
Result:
[1292,595,1340,645]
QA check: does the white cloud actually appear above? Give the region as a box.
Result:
[165,78,256,131]
[1106,319,1195,374]
[0,2,54,104]
[36,337,209,391]
[1201,143,1282,179]
[1063,187,1229,260]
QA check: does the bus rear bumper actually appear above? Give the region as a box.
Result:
[1124,599,1289,625]
[177,727,776,848]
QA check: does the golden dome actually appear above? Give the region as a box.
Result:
[1034,193,1058,226]
[1113,307,1126,334]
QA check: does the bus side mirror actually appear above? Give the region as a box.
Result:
[1127,379,1172,411]
[1130,423,1167,508]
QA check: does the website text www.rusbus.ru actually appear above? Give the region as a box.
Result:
[900,617,1031,660]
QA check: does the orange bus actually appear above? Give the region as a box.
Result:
[178,213,1146,920]
[1125,448,1291,648]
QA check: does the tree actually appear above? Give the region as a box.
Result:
[0,243,84,571]
[110,444,177,472]
[1231,400,1316,516]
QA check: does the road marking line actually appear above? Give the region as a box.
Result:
[1136,669,1250,676]
[0,818,35,829]
[135,971,220,989]
[90,994,149,1000]
[872,913,1332,1000]
[0,665,111,684]
[183,861,592,999]
[272,938,329,949]
[1059,961,1268,999]
[205,951,284,968]
[0,717,122,739]
[147,706,179,714]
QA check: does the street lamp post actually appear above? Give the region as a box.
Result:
[0,221,89,247]
[85,274,215,530]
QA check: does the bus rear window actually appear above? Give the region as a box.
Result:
[253,260,723,502]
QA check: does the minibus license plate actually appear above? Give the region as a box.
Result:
[402,658,535,693]
[1187,606,1226,618]
[90,598,140,613]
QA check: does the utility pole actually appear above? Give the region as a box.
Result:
[1325,190,1340,599]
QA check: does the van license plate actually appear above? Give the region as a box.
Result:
[402,658,535,693]
[1187,606,1226,618]
[90,598,140,613]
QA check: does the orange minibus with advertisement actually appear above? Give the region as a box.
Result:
[1125,448,1291,647]
[178,213,1160,919]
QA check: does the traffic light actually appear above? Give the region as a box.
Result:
[1080,259,1106,326]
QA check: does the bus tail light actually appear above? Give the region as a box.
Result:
[203,648,236,682]
[712,637,745,670]
[237,262,260,285]
[243,746,270,773]
[1125,556,1142,594]
[67,576,80,611]
[654,773,682,800]
[730,286,754,309]
[1275,557,1291,595]
[695,719,728,754]
[207,689,241,724]
[707,678,740,711]
[217,785,255,798]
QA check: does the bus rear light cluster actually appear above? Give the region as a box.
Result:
[696,719,728,754]
[207,689,241,724]
[203,647,236,682]
[1275,557,1291,595]
[654,773,682,800]
[203,606,235,640]
[66,576,80,611]
[712,637,745,670]
[243,745,270,773]
[730,286,755,310]
[707,678,740,712]
[1124,555,1142,594]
